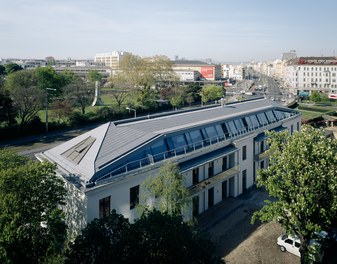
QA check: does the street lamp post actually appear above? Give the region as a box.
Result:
[46,88,56,132]
[126,107,136,118]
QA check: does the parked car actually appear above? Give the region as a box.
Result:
[277,234,300,257]
[277,234,324,262]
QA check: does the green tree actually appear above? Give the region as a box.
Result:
[139,161,190,215]
[119,54,154,90]
[64,76,93,114]
[50,100,72,123]
[65,210,130,264]
[0,150,67,264]
[310,91,321,104]
[87,70,102,83]
[0,79,17,125]
[0,65,5,75]
[127,210,222,264]
[35,66,64,97]
[107,74,131,110]
[185,83,202,103]
[151,55,178,88]
[5,70,44,127]
[169,87,185,110]
[4,63,23,75]
[66,209,222,264]
[119,54,177,109]
[200,85,224,105]
[251,126,337,264]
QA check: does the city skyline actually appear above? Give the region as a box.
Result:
[1,0,336,62]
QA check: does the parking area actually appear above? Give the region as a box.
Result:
[198,188,299,263]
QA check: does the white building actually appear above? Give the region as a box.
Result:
[283,57,337,96]
[174,69,200,81]
[222,64,246,80]
[37,99,301,235]
[94,51,131,74]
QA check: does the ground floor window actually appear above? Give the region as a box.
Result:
[99,196,111,219]
[130,185,140,210]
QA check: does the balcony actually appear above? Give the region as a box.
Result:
[189,165,240,196]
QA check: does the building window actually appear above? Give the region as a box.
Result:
[208,162,214,177]
[222,156,228,171]
[260,141,265,153]
[260,160,265,169]
[99,196,111,219]
[130,185,139,210]
[242,145,247,160]
[192,168,199,185]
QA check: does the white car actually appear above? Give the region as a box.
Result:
[277,234,324,261]
[277,234,300,257]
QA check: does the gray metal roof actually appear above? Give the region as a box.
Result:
[43,98,296,184]
[118,99,279,133]
[173,60,212,66]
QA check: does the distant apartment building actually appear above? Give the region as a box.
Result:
[0,58,46,69]
[53,65,113,79]
[172,60,221,81]
[222,64,246,80]
[283,57,337,96]
[94,51,131,74]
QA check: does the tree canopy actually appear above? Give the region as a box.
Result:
[66,209,222,264]
[200,85,224,105]
[5,69,44,127]
[251,125,337,263]
[0,65,5,75]
[0,150,67,264]
[65,210,130,264]
[34,66,64,96]
[64,76,94,114]
[139,161,190,216]
[4,63,23,75]
[0,80,17,125]
[87,70,102,83]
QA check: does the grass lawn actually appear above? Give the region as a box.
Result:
[299,110,324,120]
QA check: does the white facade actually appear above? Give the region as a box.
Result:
[222,64,245,80]
[283,57,337,95]
[174,69,199,81]
[94,51,131,74]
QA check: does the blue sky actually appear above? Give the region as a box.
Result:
[1,0,336,62]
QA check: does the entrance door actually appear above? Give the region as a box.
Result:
[208,187,214,208]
